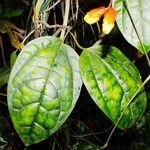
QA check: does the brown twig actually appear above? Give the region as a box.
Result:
[0,36,6,66]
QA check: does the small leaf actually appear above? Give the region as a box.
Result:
[79,45,147,129]
[0,66,11,88]
[114,0,150,54]
[2,9,23,19]
[72,140,100,150]
[7,36,82,145]
[40,0,52,12]
[10,51,17,68]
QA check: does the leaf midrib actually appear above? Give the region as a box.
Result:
[89,51,131,114]
[28,45,61,142]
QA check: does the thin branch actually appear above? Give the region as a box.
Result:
[38,21,71,29]
[0,101,7,106]
[53,6,57,33]
[0,36,6,66]
[53,28,63,37]
[0,93,7,96]
[101,75,150,149]
[45,0,61,12]
[71,0,74,21]
[60,0,70,40]
[76,0,79,20]
[22,29,36,44]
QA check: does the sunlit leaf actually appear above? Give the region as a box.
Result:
[7,36,82,145]
[114,0,150,54]
[79,44,147,129]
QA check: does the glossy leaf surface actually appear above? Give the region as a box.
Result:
[79,45,147,129]
[114,0,150,54]
[7,36,82,145]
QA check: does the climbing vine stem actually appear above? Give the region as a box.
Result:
[100,74,150,149]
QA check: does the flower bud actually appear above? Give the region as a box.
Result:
[84,6,106,25]
[102,7,116,34]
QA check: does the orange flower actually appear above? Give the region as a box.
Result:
[84,6,106,25]
[102,7,116,34]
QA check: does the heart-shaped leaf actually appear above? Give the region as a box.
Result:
[79,44,147,129]
[7,36,82,145]
[114,0,150,54]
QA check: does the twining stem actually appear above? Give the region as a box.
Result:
[100,75,150,149]
[51,138,56,150]
[60,0,70,40]
[65,125,70,150]
[69,32,102,51]
[69,32,85,50]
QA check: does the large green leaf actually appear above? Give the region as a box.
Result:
[79,44,147,129]
[114,0,150,54]
[7,36,82,146]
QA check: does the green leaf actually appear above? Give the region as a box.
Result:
[79,44,147,129]
[10,51,17,68]
[0,66,11,88]
[40,0,52,12]
[114,0,150,54]
[7,36,82,146]
[2,9,23,19]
